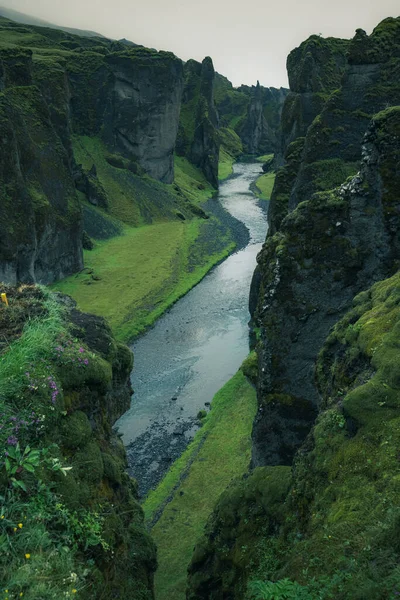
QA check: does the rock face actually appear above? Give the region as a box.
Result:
[251,19,400,469]
[176,57,220,187]
[214,73,289,155]
[103,49,183,183]
[277,35,349,165]
[237,82,288,154]
[0,47,83,285]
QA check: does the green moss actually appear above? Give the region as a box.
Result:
[173,155,215,203]
[60,411,92,449]
[241,351,258,384]
[73,441,104,484]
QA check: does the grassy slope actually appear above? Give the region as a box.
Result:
[218,127,243,181]
[52,219,235,342]
[174,155,216,203]
[218,147,236,180]
[53,143,238,342]
[254,172,276,201]
[144,369,257,600]
[253,153,275,201]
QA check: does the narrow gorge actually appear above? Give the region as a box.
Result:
[0,8,399,600]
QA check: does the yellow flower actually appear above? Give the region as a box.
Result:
[72,590,77,594]
[13,528,17,532]
[25,554,30,559]
[1,515,4,519]
[18,523,23,529]
[20,594,23,597]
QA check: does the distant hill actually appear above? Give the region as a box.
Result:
[0,5,105,37]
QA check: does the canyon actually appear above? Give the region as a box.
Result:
[0,10,399,600]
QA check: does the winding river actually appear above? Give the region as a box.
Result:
[117,162,268,495]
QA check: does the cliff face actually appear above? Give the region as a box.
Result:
[0,285,156,598]
[214,74,289,155]
[176,57,220,187]
[277,35,349,165]
[237,83,288,154]
[0,47,83,286]
[0,18,192,284]
[251,19,400,469]
[103,49,183,183]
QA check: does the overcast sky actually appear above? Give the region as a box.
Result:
[2,0,399,87]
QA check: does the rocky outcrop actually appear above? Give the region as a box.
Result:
[277,35,349,164]
[249,21,400,469]
[176,57,220,187]
[0,285,156,598]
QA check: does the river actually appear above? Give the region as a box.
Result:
[116,162,268,495]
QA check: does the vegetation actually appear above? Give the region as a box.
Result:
[254,172,276,201]
[144,367,257,600]
[52,219,235,342]
[0,285,154,599]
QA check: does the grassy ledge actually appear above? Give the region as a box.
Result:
[144,368,257,600]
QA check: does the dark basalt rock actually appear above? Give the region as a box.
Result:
[176,57,220,187]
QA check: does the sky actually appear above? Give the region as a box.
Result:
[2,0,399,88]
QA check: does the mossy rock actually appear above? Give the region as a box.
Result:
[73,440,104,484]
[240,351,258,385]
[102,451,123,484]
[60,410,92,449]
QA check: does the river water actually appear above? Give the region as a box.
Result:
[116,162,268,495]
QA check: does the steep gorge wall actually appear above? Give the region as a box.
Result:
[251,18,400,468]
[214,74,289,156]
[176,57,220,187]
[0,18,208,285]
[0,47,83,286]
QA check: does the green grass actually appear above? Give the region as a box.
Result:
[52,220,235,342]
[74,136,192,226]
[174,155,215,203]
[218,147,235,180]
[0,288,65,404]
[144,369,257,600]
[256,153,274,163]
[218,127,243,181]
[254,172,276,201]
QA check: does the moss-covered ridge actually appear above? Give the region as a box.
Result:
[0,285,156,599]
[187,269,400,599]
